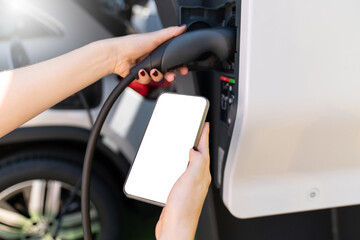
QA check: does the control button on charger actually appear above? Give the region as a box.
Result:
[221,95,228,110]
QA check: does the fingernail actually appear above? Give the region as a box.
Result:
[140,70,146,77]
[193,146,198,151]
[153,70,159,77]
[178,24,186,27]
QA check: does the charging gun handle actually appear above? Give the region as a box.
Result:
[130,27,236,79]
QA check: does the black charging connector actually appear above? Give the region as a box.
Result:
[81,27,235,239]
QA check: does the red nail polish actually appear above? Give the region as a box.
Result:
[140,70,146,76]
[153,70,158,77]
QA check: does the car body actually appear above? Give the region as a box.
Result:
[0,0,157,164]
[0,0,164,238]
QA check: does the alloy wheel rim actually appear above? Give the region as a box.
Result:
[0,180,100,239]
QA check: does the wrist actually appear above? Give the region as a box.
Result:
[157,225,196,240]
[88,39,119,76]
[156,216,198,240]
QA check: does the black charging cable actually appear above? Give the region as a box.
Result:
[53,178,81,238]
[81,74,135,239]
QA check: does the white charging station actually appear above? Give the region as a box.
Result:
[224,0,360,218]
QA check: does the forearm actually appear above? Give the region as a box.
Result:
[0,26,187,138]
[156,175,209,240]
[0,40,116,138]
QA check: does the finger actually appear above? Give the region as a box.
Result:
[120,25,187,74]
[150,69,163,82]
[136,69,151,84]
[149,25,186,47]
[177,66,189,75]
[164,72,176,82]
[196,122,210,158]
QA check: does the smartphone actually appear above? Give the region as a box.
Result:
[123,93,209,206]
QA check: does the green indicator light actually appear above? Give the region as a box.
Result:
[229,78,235,84]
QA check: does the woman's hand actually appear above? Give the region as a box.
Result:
[155,123,211,240]
[108,25,189,84]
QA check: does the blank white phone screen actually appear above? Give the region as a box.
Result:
[124,93,209,205]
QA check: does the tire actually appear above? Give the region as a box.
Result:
[0,149,123,240]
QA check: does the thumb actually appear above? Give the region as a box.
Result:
[196,122,210,158]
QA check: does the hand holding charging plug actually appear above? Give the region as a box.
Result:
[110,25,189,84]
[127,27,235,83]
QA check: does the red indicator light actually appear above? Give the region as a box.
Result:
[220,76,229,82]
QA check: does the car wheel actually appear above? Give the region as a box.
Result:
[0,150,123,239]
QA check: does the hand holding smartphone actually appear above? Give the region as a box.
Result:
[124,93,209,206]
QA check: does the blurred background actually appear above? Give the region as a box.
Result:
[0,0,172,239]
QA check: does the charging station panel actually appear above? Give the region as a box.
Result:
[224,0,360,218]
[171,0,240,191]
